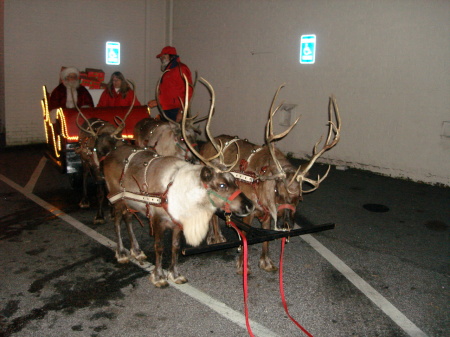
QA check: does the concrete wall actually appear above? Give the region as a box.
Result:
[172,0,450,186]
[4,0,166,145]
[3,0,450,186]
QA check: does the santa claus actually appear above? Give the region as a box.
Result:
[48,67,94,122]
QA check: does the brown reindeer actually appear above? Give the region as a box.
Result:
[76,115,126,224]
[74,87,136,224]
[103,76,255,288]
[201,85,341,273]
[133,117,200,162]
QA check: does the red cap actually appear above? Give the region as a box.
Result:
[156,46,177,58]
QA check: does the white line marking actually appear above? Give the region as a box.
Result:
[0,173,279,337]
[24,156,48,192]
[301,234,429,337]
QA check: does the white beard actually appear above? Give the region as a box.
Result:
[65,87,78,108]
[160,60,169,72]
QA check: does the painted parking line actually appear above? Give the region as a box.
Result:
[24,156,48,192]
[0,170,280,337]
[301,235,428,337]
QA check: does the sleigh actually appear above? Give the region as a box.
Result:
[41,86,151,182]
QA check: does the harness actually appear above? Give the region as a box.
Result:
[107,149,242,232]
[107,149,182,230]
[145,122,192,161]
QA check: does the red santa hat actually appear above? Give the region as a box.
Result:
[60,67,80,81]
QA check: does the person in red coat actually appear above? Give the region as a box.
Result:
[148,46,193,122]
[97,71,141,107]
[48,67,94,121]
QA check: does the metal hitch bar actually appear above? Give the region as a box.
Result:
[182,213,335,256]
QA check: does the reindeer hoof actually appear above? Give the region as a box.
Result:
[236,264,252,275]
[150,274,169,288]
[274,225,290,231]
[206,234,227,245]
[94,217,105,225]
[115,251,129,264]
[168,272,188,284]
[131,250,147,261]
[259,259,278,272]
[79,201,90,209]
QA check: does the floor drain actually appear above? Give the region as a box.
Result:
[363,204,390,213]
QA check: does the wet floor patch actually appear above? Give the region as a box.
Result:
[424,220,448,232]
[362,204,390,213]
[0,248,148,336]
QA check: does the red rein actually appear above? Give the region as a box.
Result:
[225,217,314,337]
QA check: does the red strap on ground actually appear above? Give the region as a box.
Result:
[227,218,313,337]
[226,218,255,337]
[279,237,314,337]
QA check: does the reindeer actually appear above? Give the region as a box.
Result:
[133,117,200,162]
[133,70,203,162]
[75,90,136,225]
[103,76,255,288]
[201,85,341,273]
[76,115,127,224]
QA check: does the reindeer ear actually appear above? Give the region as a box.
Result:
[200,166,214,183]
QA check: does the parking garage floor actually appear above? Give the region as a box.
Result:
[0,144,448,337]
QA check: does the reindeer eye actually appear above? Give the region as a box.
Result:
[219,183,226,189]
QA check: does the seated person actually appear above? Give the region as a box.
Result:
[97,71,141,107]
[48,67,94,122]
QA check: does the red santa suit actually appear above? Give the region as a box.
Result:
[97,88,141,107]
[48,83,94,111]
[49,67,94,111]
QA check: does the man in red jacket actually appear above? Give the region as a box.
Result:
[148,46,193,122]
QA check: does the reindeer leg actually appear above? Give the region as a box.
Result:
[114,203,129,263]
[94,180,106,224]
[79,163,90,208]
[150,218,169,288]
[168,226,187,284]
[206,216,226,245]
[259,218,278,272]
[124,211,147,261]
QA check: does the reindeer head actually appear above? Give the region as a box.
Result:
[260,85,341,230]
[181,75,254,217]
[76,116,126,173]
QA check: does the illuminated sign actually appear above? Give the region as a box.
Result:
[106,41,120,65]
[300,35,316,64]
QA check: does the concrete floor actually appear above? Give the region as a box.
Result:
[0,144,448,337]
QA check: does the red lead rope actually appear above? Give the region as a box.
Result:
[225,216,255,337]
[279,237,314,337]
[226,216,314,337]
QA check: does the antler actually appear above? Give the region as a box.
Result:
[264,84,301,179]
[76,111,98,137]
[181,75,239,172]
[290,95,341,192]
[110,79,137,138]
